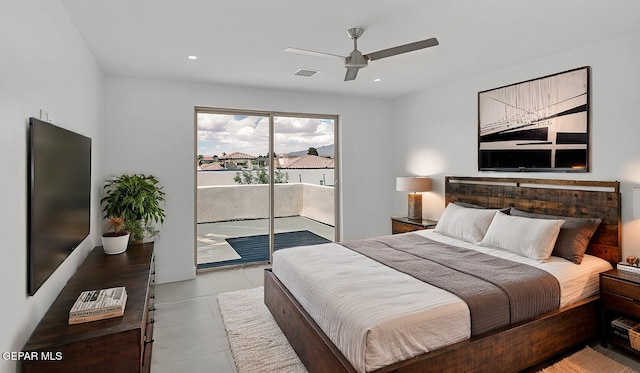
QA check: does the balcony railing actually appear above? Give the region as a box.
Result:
[197,183,334,226]
[197,183,335,268]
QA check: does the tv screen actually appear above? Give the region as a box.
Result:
[28,118,91,295]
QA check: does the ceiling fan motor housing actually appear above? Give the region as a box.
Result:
[345,28,368,68]
[346,50,368,68]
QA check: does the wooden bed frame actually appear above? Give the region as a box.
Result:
[264,176,621,373]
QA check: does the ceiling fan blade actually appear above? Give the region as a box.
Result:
[284,47,345,61]
[366,37,439,61]
[344,67,360,81]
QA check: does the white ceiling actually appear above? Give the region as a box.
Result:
[61,0,640,99]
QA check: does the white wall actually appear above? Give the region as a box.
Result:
[197,184,297,222]
[0,1,104,372]
[104,76,394,284]
[301,184,335,226]
[391,29,640,259]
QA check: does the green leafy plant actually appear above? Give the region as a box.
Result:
[101,174,166,241]
[233,166,289,184]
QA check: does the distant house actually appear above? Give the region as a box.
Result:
[219,152,257,169]
[255,155,274,168]
[278,154,334,169]
[199,162,225,171]
[200,156,219,164]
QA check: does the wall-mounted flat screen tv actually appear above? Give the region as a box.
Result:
[28,117,91,295]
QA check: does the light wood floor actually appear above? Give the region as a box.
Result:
[152,264,269,372]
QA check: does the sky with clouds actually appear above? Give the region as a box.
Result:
[197,113,334,157]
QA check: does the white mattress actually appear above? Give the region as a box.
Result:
[271,230,612,373]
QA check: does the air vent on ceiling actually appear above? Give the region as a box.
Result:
[294,68,320,77]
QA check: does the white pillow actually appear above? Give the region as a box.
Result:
[479,212,565,262]
[434,203,499,244]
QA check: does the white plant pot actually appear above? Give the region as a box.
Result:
[102,233,131,255]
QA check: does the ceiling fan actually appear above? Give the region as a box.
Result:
[285,28,439,81]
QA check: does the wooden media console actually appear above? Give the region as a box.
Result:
[21,242,155,372]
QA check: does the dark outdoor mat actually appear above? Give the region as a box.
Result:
[198,230,331,269]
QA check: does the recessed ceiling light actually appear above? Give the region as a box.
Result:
[187,55,198,60]
[374,78,381,82]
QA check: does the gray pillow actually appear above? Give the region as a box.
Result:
[453,201,486,209]
[453,202,510,214]
[509,208,602,264]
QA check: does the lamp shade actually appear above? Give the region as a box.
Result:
[396,177,432,192]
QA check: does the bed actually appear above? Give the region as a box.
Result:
[264,176,621,373]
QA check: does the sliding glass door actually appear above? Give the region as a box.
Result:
[195,108,338,269]
[272,114,336,258]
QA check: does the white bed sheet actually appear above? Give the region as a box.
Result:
[271,230,612,373]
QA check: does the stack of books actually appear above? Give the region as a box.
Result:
[611,316,638,341]
[617,262,640,275]
[68,286,127,325]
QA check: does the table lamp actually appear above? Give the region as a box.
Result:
[396,177,432,220]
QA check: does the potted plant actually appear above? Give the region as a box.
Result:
[101,174,166,243]
[102,217,130,255]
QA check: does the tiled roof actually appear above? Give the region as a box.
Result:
[219,152,257,160]
[280,154,334,169]
[200,162,226,171]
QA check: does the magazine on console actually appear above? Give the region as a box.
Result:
[69,286,127,323]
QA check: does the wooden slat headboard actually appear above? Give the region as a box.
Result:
[445,176,621,264]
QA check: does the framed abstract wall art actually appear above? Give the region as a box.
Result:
[478,66,589,172]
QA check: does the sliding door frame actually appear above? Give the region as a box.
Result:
[194,106,340,265]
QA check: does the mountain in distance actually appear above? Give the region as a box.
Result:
[287,144,334,157]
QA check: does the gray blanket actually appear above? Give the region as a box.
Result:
[340,233,560,336]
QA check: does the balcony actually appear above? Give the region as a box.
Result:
[197,183,335,268]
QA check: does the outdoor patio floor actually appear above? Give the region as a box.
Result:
[197,216,334,268]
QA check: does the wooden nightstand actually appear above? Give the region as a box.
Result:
[600,268,640,356]
[391,216,438,234]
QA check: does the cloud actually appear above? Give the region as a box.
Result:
[274,117,321,134]
[197,113,227,132]
[197,112,334,157]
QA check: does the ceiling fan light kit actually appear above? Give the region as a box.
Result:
[286,27,439,82]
